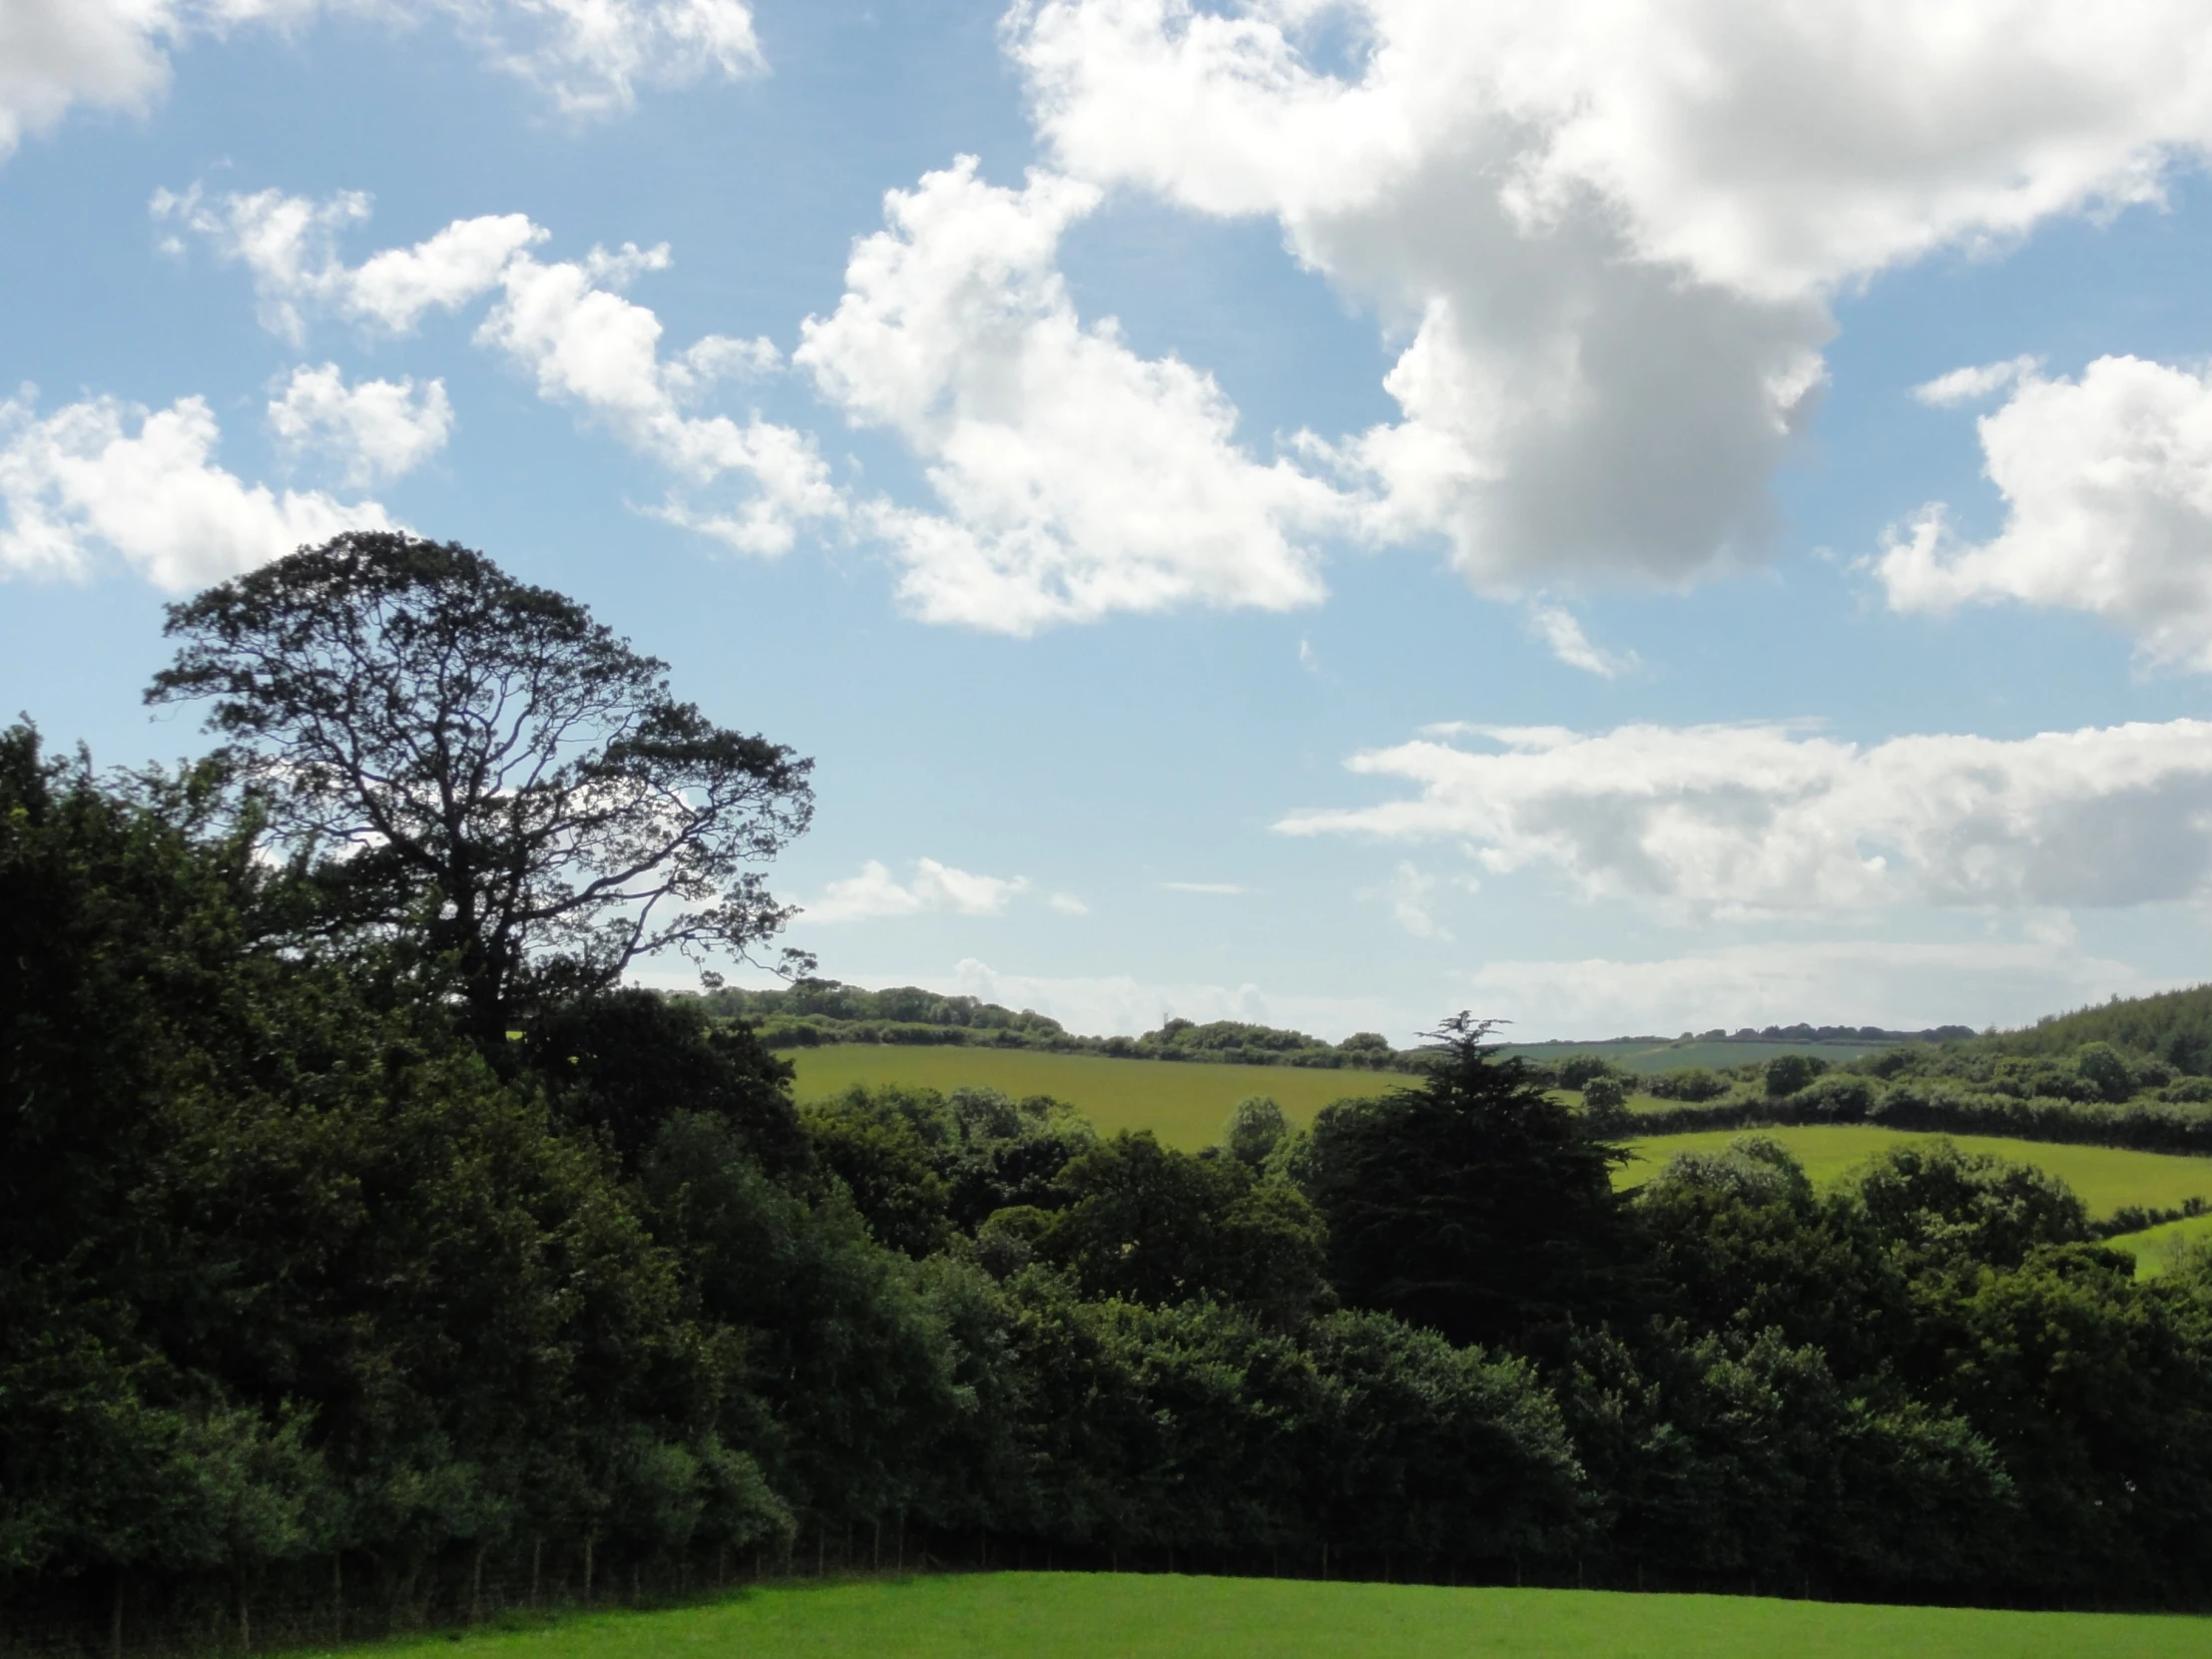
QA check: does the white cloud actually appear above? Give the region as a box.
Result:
[1913,355,2041,408]
[1009,0,2212,595]
[1463,939,2160,1044]
[268,363,452,487]
[444,0,765,118]
[796,157,1346,632]
[1278,718,2212,919]
[164,187,840,557]
[0,387,393,589]
[1880,354,2212,669]
[1527,604,1637,678]
[478,241,841,554]
[1374,859,1450,939]
[156,187,546,341]
[805,857,1033,923]
[4,0,762,163]
[1047,891,1090,915]
[0,0,176,163]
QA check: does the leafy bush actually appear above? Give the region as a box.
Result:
[1765,1053,1829,1097]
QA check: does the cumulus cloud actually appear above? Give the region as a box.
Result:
[1278,718,2212,918]
[1880,354,2212,668]
[1463,939,2157,1044]
[3,0,762,164]
[796,157,1345,632]
[1009,0,2212,595]
[165,187,840,556]
[0,0,175,163]
[268,363,452,487]
[0,387,393,588]
[477,240,841,553]
[155,187,544,342]
[805,858,1033,923]
[1913,355,2041,408]
[1527,605,1637,678]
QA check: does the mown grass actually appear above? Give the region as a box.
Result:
[1620,1125,2212,1220]
[358,1572,2207,1659]
[789,1046,1410,1149]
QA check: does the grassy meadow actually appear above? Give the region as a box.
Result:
[2107,1211,2212,1277]
[788,1045,1410,1147]
[364,1573,2208,1659]
[1619,1124,2212,1217]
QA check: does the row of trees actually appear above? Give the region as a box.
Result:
[9,536,2212,1644]
[711,981,1409,1072]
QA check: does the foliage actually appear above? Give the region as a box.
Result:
[1301,1018,1636,1349]
[711,980,1414,1071]
[148,532,814,1042]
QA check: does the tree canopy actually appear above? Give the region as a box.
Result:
[148,531,814,1040]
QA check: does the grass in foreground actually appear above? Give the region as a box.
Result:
[1620,1124,2212,1222]
[790,1046,1409,1148]
[362,1573,2206,1659]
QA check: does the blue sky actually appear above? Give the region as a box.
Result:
[11,0,2212,1041]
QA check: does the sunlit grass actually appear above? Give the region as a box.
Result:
[1620,1124,2212,1219]
[354,1572,2208,1659]
[789,1046,1409,1150]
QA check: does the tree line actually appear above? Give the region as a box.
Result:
[708,981,1408,1071]
[7,535,2212,1651]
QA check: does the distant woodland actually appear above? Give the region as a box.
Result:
[8,536,2212,1655]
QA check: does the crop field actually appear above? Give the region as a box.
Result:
[365,1573,2206,1659]
[1620,1125,2212,1219]
[789,1046,1410,1147]
[1497,1037,1901,1075]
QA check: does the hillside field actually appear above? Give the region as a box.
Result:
[1620,1124,2212,1216]
[789,1045,1410,1146]
[367,1573,2207,1659]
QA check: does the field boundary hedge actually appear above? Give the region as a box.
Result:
[1630,1086,2212,1157]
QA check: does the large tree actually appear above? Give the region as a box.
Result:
[149,531,815,1042]
[1300,1015,1636,1349]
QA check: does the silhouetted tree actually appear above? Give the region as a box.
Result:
[149,532,814,1042]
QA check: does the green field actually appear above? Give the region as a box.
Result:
[2107,1212,2212,1278]
[1622,1125,2212,1219]
[790,1046,1410,1148]
[365,1573,2205,1659]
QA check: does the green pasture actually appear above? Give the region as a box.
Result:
[789,1045,1410,1148]
[2106,1212,2212,1279]
[1621,1125,2212,1220]
[365,1573,2205,1659]
[1499,1037,1898,1075]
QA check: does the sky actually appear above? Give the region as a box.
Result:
[11,2,2212,1043]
